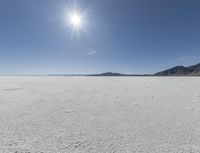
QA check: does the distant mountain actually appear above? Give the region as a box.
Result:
[187,63,200,75]
[48,63,200,77]
[89,72,152,76]
[155,63,200,76]
[89,72,126,76]
[47,72,152,77]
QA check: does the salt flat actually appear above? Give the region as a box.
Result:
[0,77,200,153]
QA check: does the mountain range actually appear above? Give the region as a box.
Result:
[93,63,200,76]
[48,63,200,76]
[154,63,200,76]
[89,72,151,76]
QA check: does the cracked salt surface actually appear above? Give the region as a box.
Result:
[0,76,200,153]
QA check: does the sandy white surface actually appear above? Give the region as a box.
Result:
[0,77,200,153]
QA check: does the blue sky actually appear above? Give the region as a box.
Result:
[0,0,200,75]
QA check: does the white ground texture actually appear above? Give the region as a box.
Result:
[1,77,200,153]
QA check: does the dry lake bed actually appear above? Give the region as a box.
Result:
[1,76,200,153]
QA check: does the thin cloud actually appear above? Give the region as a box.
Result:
[164,56,197,65]
[86,49,98,55]
[171,56,196,63]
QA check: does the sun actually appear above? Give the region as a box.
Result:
[65,5,87,33]
[69,13,82,28]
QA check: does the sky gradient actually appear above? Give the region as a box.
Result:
[0,0,200,75]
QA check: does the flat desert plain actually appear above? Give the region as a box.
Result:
[1,76,200,153]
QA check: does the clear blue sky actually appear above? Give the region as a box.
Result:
[0,0,200,75]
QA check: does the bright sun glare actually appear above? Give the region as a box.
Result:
[69,13,82,27]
